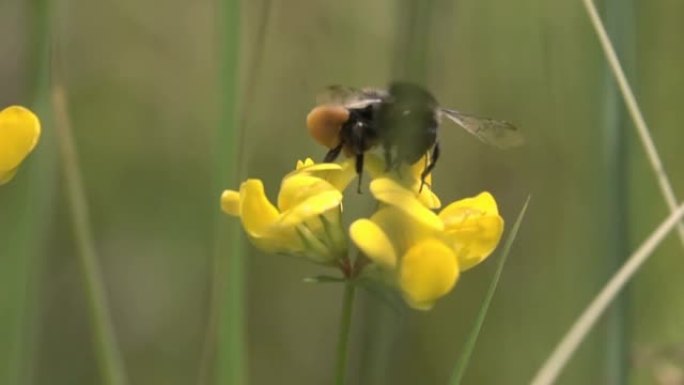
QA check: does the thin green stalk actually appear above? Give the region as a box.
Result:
[393,0,436,83]
[600,0,634,383]
[449,196,531,385]
[531,202,684,385]
[2,0,56,383]
[52,86,128,385]
[214,0,245,383]
[357,3,436,383]
[335,282,357,385]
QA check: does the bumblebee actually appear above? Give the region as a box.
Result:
[306,82,523,191]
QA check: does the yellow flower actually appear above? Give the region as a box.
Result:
[0,106,41,185]
[350,178,504,310]
[221,158,356,264]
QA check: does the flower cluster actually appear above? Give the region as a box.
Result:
[222,158,356,264]
[0,106,41,185]
[221,154,504,310]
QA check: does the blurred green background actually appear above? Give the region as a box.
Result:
[1,0,684,384]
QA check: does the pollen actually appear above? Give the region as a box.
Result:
[306,105,349,149]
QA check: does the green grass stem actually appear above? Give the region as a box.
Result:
[213,0,245,384]
[448,196,531,385]
[52,85,128,385]
[1,0,57,383]
[600,0,634,382]
[334,282,357,385]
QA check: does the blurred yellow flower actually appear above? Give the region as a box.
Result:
[0,106,41,185]
[350,178,504,310]
[219,152,504,311]
[221,158,356,264]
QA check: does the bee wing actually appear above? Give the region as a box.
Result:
[440,108,524,149]
[316,85,386,109]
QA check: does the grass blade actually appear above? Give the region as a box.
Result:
[53,83,128,385]
[212,0,245,384]
[1,0,57,382]
[599,0,634,382]
[530,202,684,385]
[449,195,531,385]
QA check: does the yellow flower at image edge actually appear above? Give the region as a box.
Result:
[350,178,504,310]
[0,106,41,185]
[221,158,355,264]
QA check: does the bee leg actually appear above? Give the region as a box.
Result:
[323,142,344,163]
[355,152,365,193]
[420,141,440,192]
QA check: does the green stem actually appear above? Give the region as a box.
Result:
[3,0,56,383]
[214,0,245,381]
[335,282,356,385]
[601,0,633,383]
[52,86,128,385]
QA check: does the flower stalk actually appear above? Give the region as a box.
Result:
[334,282,357,385]
[52,86,128,385]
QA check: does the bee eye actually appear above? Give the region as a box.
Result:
[306,105,349,149]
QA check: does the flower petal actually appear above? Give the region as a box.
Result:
[320,158,357,192]
[439,191,499,223]
[350,219,397,269]
[0,106,41,172]
[293,161,342,174]
[238,179,279,238]
[440,192,504,270]
[399,239,459,310]
[278,174,336,211]
[293,158,356,192]
[370,177,443,231]
[220,190,240,216]
[296,158,316,170]
[278,190,343,227]
[415,182,441,209]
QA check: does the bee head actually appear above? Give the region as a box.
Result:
[306,105,349,149]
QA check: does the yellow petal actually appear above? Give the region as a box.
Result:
[0,106,41,171]
[439,191,499,223]
[278,174,337,211]
[321,158,356,192]
[220,190,240,216]
[365,155,441,209]
[416,183,441,209]
[294,158,356,192]
[278,190,342,227]
[367,206,438,256]
[408,155,428,181]
[440,192,504,270]
[287,160,341,180]
[399,239,459,310]
[296,158,316,170]
[370,177,443,231]
[301,163,340,172]
[238,179,279,238]
[349,219,397,269]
